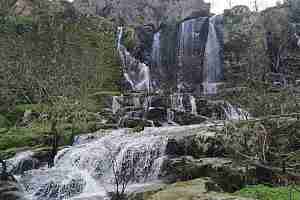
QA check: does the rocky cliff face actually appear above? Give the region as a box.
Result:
[223,4,300,85]
[73,0,210,27]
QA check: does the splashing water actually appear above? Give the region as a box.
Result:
[223,102,250,120]
[189,95,198,115]
[6,151,39,175]
[117,27,152,92]
[112,96,122,114]
[170,93,185,112]
[19,129,168,200]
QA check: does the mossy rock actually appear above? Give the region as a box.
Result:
[236,185,300,200]
[123,26,137,51]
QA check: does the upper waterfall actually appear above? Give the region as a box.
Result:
[117,27,152,92]
[118,15,223,94]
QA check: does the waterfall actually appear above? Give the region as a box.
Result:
[19,129,168,200]
[189,95,198,115]
[151,32,161,69]
[170,93,185,112]
[117,26,123,50]
[117,27,152,92]
[223,102,250,121]
[112,96,122,114]
[203,82,218,95]
[203,15,224,94]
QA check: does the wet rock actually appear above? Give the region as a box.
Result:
[173,111,207,125]
[165,131,224,158]
[121,118,153,128]
[146,108,167,122]
[14,0,34,17]
[7,151,40,175]
[0,179,27,200]
[20,169,86,200]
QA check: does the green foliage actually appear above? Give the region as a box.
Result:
[0,16,34,33]
[223,80,300,117]
[0,115,10,128]
[122,27,136,51]
[0,3,121,112]
[236,185,300,200]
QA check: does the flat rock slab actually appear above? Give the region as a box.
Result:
[144,178,255,200]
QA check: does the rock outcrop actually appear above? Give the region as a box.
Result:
[128,178,255,200]
[0,178,27,200]
[224,4,300,85]
[73,0,210,27]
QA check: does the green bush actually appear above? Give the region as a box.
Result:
[236,185,300,200]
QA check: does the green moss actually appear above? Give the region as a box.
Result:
[123,26,136,51]
[236,185,300,200]
[0,114,10,128]
[222,80,300,117]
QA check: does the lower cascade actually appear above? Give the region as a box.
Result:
[18,129,168,200]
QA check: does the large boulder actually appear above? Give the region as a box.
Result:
[0,178,27,200]
[131,178,255,200]
[73,0,210,27]
[160,157,256,192]
[223,4,297,85]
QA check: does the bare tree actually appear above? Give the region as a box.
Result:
[109,158,134,200]
[104,144,134,200]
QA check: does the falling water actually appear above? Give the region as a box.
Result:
[19,129,168,200]
[133,96,141,108]
[170,93,185,112]
[112,96,122,114]
[166,109,178,126]
[6,151,38,175]
[223,102,250,120]
[117,27,152,92]
[203,15,223,95]
[189,95,198,115]
[151,32,161,68]
[117,26,123,50]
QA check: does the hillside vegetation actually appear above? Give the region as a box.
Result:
[0,0,121,155]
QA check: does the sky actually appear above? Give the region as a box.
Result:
[205,0,284,14]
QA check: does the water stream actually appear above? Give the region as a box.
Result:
[19,129,168,200]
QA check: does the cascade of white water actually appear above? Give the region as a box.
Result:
[203,15,223,95]
[117,26,152,92]
[166,108,179,126]
[170,93,185,112]
[143,95,153,111]
[6,151,38,175]
[133,96,141,108]
[223,102,250,121]
[117,26,123,50]
[19,129,168,200]
[189,95,198,115]
[202,82,218,95]
[151,32,161,68]
[112,96,122,114]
